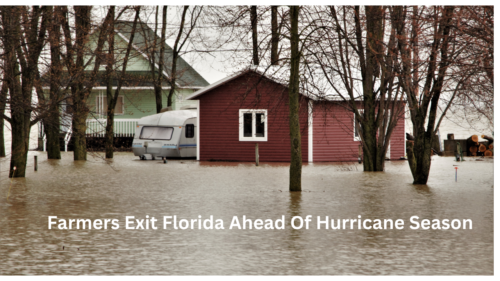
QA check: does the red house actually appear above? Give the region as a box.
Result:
[186,69,405,162]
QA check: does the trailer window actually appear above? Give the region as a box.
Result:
[185,124,194,138]
[239,109,268,141]
[140,127,174,140]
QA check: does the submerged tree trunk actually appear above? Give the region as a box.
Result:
[360,6,385,172]
[288,6,301,192]
[1,6,48,177]
[394,6,455,184]
[71,6,92,161]
[411,128,433,184]
[105,7,116,159]
[105,7,140,158]
[0,81,7,157]
[45,6,63,159]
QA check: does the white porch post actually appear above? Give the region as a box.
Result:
[196,100,200,161]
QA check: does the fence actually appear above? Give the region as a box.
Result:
[38,119,139,151]
[85,119,138,137]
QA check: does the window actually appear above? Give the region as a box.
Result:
[185,124,194,138]
[96,95,124,115]
[239,109,268,141]
[354,110,364,141]
[140,127,174,140]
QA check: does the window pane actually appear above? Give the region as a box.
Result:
[96,96,107,115]
[354,112,363,138]
[243,113,252,137]
[140,127,174,140]
[255,113,265,137]
[97,96,124,114]
[115,96,123,114]
[185,124,194,138]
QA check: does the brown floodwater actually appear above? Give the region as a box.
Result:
[0,152,493,275]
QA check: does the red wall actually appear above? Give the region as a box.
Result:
[198,72,309,162]
[389,109,406,160]
[312,102,405,162]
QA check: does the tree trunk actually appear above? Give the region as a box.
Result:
[72,101,88,161]
[394,6,455,184]
[154,85,163,113]
[104,7,140,158]
[9,112,30,177]
[72,6,92,161]
[44,114,61,159]
[271,6,279,65]
[1,6,48,177]
[105,7,115,159]
[0,117,4,158]
[251,6,259,65]
[406,140,417,179]
[155,6,167,113]
[46,6,63,159]
[0,80,7,157]
[104,77,115,159]
[412,130,433,184]
[167,6,189,108]
[288,6,301,192]
[105,112,114,158]
[360,6,385,172]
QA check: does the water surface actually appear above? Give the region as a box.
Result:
[0,152,493,275]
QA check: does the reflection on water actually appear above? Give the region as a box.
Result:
[0,153,493,275]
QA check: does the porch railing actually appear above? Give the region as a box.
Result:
[85,118,138,137]
[39,119,139,152]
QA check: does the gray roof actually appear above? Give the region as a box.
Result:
[115,20,209,88]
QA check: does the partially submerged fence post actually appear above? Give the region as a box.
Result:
[34,156,38,171]
[255,143,259,166]
[358,145,362,164]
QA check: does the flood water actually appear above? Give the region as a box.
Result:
[0,152,493,275]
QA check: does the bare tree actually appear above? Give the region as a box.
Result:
[141,5,168,114]
[165,6,203,108]
[0,6,49,177]
[299,6,405,172]
[43,6,64,160]
[288,6,301,192]
[60,6,114,161]
[393,6,456,184]
[104,6,141,158]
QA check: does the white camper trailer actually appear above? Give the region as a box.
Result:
[132,109,197,161]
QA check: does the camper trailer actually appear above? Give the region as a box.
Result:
[132,109,197,161]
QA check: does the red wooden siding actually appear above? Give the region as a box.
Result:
[389,109,406,160]
[198,72,309,162]
[312,102,405,162]
[312,102,360,162]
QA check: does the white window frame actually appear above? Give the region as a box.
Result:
[354,109,363,141]
[96,94,125,116]
[239,109,268,142]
